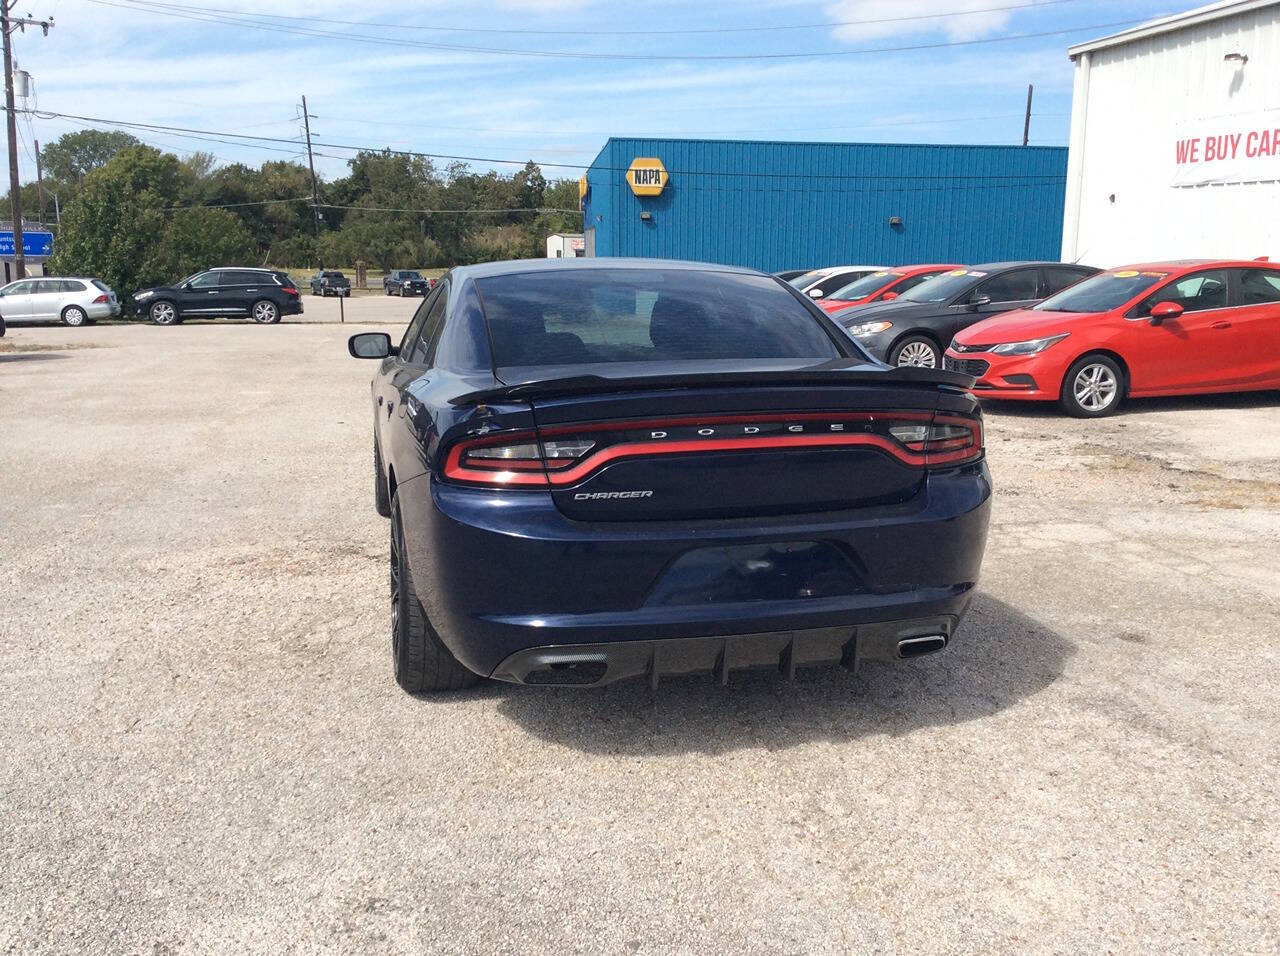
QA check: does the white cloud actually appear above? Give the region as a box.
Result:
[824,0,1016,42]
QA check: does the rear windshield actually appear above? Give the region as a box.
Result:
[475,269,841,368]
[1036,270,1168,313]
[322,271,345,278]
[900,269,983,303]
[828,271,901,300]
[399,271,422,279]
[92,279,111,292]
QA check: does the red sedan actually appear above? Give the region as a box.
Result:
[944,259,1280,417]
[817,264,961,314]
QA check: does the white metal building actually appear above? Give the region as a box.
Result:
[1062,0,1280,265]
[545,233,585,258]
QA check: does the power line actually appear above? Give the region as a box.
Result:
[86,0,1147,62]
[88,0,1082,37]
[15,107,1075,182]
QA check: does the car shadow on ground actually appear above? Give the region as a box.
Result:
[981,390,1280,419]
[0,351,67,363]
[467,594,1073,756]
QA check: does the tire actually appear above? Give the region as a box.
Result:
[342,289,351,298]
[0,315,6,337]
[390,493,478,693]
[251,299,280,324]
[889,335,941,368]
[62,305,88,327]
[1060,354,1125,418]
[374,440,391,518]
[149,300,179,326]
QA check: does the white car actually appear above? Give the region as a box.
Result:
[787,265,886,300]
[0,276,121,326]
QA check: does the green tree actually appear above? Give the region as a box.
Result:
[40,130,142,184]
[48,146,183,296]
[143,207,255,282]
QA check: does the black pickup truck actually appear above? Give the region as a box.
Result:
[383,270,430,297]
[310,270,351,297]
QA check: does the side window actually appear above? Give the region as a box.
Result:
[1042,267,1093,296]
[399,285,442,355]
[1135,269,1229,317]
[58,279,84,293]
[190,272,220,288]
[975,269,1040,303]
[7,279,35,294]
[407,282,449,366]
[220,271,263,286]
[1236,268,1280,306]
[892,272,943,296]
[33,279,59,293]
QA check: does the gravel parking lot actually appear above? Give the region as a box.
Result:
[2,321,1277,953]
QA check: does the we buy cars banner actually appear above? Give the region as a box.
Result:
[1172,109,1280,186]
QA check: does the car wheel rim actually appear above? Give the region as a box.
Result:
[153,304,175,324]
[897,342,937,367]
[65,309,85,326]
[390,517,402,662]
[1074,364,1118,411]
[253,303,276,323]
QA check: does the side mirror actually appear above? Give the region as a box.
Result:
[966,294,992,311]
[1149,301,1183,325]
[808,288,824,298]
[879,291,899,301]
[349,332,394,359]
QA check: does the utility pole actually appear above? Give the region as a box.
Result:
[1022,84,1034,147]
[34,136,42,225]
[2,4,52,279]
[300,95,321,241]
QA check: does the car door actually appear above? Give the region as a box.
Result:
[219,270,266,315]
[1,279,38,321]
[27,279,66,320]
[181,270,225,314]
[379,283,447,468]
[1224,267,1280,387]
[1125,268,1234,392]
[942,267,1042,341]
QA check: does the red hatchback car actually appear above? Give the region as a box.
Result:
[817,265,961,314]
[945,260,1280,417]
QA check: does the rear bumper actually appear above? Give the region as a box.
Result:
[283,298,304,316]
[85,301,121,319]
[493,614,960,687]
[396,463,992,683]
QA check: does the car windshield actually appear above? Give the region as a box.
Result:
[323,272,345,278]
[1035,270,1169,313]
[400,272,422,280]
[787,269,828,288]
[475,268,842,368]
[900,269,983,303]
[827,271,901,300]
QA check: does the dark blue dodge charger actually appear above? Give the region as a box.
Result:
[349,258,991,692]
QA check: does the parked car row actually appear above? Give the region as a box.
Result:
[782,256,1278,417]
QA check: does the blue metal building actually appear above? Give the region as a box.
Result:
[581,137,1068,271]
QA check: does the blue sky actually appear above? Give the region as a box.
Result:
[15,0,1176,185]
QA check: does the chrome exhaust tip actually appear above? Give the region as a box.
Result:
[897,634,948,659]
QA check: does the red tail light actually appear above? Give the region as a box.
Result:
[282,286,298,295]
[442,412,983,489]
[92,294,109,304]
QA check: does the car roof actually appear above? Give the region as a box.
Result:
[451,257,764,282]
[1107,259,1274,272]
[966,261,1086,271]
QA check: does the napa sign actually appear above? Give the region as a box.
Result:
[626,157,668,197]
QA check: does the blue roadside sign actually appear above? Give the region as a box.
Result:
[0,231,54,256]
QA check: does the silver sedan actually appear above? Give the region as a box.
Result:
[0,276,122,326]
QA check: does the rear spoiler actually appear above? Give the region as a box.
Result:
[451,366,975,406]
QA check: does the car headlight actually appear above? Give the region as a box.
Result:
[989,333,1069,355]
[846,321,893,336]
[134,290,154,300]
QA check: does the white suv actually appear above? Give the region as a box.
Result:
[0,276,122,327]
